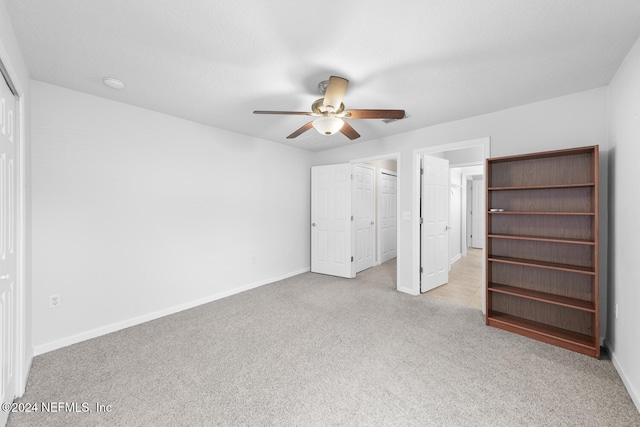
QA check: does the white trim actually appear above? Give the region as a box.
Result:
[0,36,29,398]
[450,253,462,265]
[397,285,418,296]
[606,341,640,412]
[412,137,490,299]
[33,267,310,355]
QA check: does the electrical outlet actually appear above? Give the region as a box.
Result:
[49,294,61,309]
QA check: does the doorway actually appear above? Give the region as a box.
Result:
[413,138,490,312]
[310,153,400,287]
[352,154,400,284]
[354,158,398,274]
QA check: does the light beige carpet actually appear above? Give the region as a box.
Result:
[8,260,640,426]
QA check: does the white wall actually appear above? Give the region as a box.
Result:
[31,81,313,354]
[444,146,484,165]
[313,87,609,332]
[607,35,640,410]
[0,1,32,393]
[365,158,397,172]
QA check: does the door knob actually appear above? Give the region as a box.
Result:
[371,221,375,225]
[312,223,316,227]
[445,225,451,231]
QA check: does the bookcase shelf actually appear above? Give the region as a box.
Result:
[488,183,596,191]
[486,146,600,358]
[487,312,597,356]
[488,256,595,275]
[488,234,595,245]
[488,212,595,216]
[488,284,595,312]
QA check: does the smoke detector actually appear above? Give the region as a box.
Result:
[103,77,126,90]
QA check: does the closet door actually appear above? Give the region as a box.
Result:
[0,69,18,421]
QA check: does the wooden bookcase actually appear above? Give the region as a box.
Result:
[485,146,600,358]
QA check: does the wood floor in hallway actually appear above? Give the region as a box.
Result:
[425,248,483,310]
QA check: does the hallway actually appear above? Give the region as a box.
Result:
[425,248,483,310]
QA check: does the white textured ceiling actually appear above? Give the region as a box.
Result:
[5,1,640,151]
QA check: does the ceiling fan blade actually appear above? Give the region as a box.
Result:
[286,121,314,139]
[253,110,314,116]
[343,109,405,119]
[340,122,360,140]
[323,76,349,111]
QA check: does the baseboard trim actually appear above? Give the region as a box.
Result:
[33,267,310,356]
[450,254,462,267]
[17,351,33,397]
[398,286,419,296]
[605,340,640,412]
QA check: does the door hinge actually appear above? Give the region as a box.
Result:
[420,168,424,175]
[351,256,354,262]
[420,267,423,273]
[351,215,354,221]
[420,218,423,225]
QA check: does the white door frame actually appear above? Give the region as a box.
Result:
[0,48,28,399]
[412,138,490,310]
[349,153,400,287]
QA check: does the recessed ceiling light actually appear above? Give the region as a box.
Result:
[103,77,125,90]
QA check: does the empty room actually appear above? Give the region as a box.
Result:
[1,1,639,426]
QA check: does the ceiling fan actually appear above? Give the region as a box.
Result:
[253,76,405,140]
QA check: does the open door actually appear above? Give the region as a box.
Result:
[311,164,354,278]
[421,155,450,292]
[353,164,375,273]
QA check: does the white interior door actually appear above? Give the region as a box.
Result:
[472,179,485,249]
[421,155,450,292]
[354,164,375,273]
[0,70,18,421]
[379,171,397,264]
[311,164,354,278]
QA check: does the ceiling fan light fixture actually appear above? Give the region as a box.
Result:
[312,116,344,135]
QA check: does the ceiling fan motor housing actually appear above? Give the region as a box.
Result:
[312,98,345,115]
